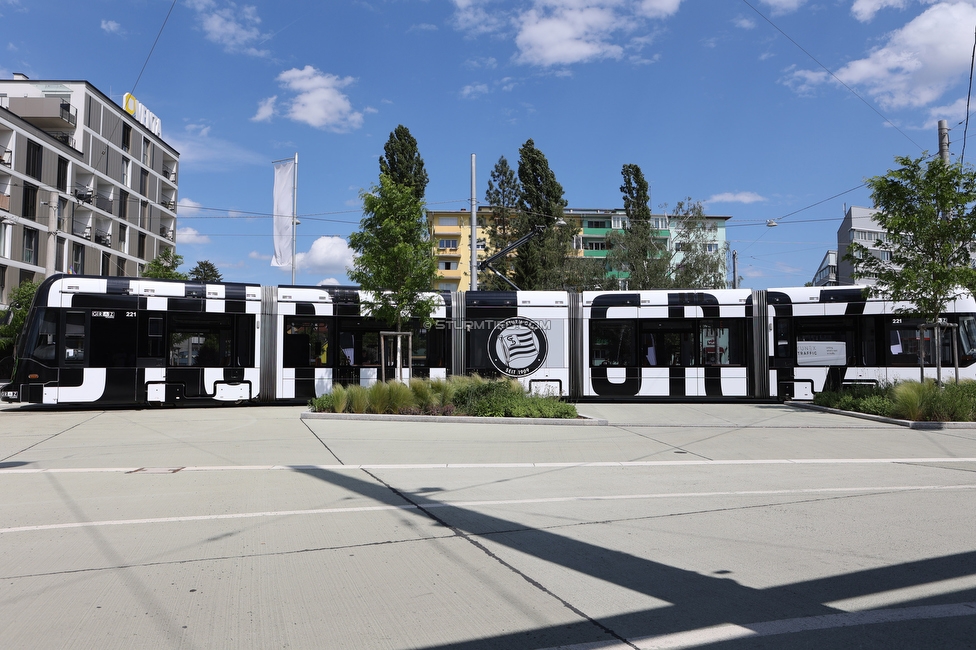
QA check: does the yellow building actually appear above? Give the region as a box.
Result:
[427,208,489,291]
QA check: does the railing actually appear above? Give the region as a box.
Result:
[95,196,113,213]
[94,230,111,247]
[48,131,76,148]
[60,101,77,127]
[0,148,10,167]
[162,200,177,211]
[74,189,93,204]
[160,227,175,242]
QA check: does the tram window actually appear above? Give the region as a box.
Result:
[640,321,694,367]
[167,314,234,367]
[887,319,951,366]
[775,319,791,358]
[700,320,744,366]
[362,332,379,366]
[90,310,137,368]
[64,311,86,364]
[590,321,636,367]
[138,316,165,360]
[412,328,428,367]
[959,317,976,357]
[859,317,878,366]
[283,318,330,368]
[339,332,355,365]
[236,316,255,367]
[24,308,57,362]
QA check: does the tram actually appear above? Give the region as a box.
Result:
[3,274,976,406]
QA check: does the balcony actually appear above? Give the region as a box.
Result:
[161,199,177,211]
[74,188,93,204]
[0,148,10,167]
[8,97,78,130]
[0,193,8,212]
[95,195,113,213]
[47,131,76,149]
[160,226,175,242]
[94,230,112,247]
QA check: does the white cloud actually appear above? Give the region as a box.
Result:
[178,197,204,214]
[460,83,490,99]
[100,19,122,34]
[452,0,684,67]
[317,278,341,286]
[851,0,911,23]
[270,66,364,132]
[251,95,276,122]
[759,0,806,14]
[249,250,273,261]
[818,2,976,109]
[782,65,828,95]
[191,0,270,57]
[166,123,266,171]
[293,236,355,275]
[733,16,756,29]
[707,191,767,204]
[175,227,211,245]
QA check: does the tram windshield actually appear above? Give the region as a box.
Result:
[959,317,976,357]
[21,308,57,363]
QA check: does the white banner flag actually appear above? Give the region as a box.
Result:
[272,157,296,268]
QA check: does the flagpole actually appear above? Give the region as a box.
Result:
[292,152,298,284]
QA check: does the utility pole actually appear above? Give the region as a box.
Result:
[939,120,950,163]
[470,154,478,291]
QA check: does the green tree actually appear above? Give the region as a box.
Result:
[142,248,188,280]
[189,260,223,283]
[0,281,39,363]
[379,124,428,201]
[668,199,728,289]
[481,155,522,290]
[513,139,572,290]
[606,164,673,289]
[846,153,976,322]
[348,174,438,333]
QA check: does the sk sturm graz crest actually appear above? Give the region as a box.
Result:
[487,317,548,377]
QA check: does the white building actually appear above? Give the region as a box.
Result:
[836,206,886,286]
[0,74,179,308]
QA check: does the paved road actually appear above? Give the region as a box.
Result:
[0,402,974,649]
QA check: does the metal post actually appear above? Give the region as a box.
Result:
[292,152,298,285]
[470,154,477,292]
[938,120,950,163]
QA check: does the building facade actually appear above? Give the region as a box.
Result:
[812,249,838,286]
[429,206,731,291]
[0,75,179,308]
[835,206,885,286]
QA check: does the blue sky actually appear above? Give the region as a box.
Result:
[3,0,975,288]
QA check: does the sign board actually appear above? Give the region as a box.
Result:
[797,341,847,366]
[122,92,162,137]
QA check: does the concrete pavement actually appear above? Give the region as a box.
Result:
[0,402,974,649]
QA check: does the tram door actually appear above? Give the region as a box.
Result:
[57,307,139,404]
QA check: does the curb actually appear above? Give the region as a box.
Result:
[786,401,976,429]
[301,411,608,426]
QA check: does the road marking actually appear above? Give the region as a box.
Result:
[540,602,976,649]
[1,484,974,534]
[2,457,976,474]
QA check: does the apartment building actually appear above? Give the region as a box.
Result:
[428,207,488,291]
[834,206,885,286]
[0,74,179,308]
[812,250,838,286]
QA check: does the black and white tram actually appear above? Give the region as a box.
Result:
[4,274,976,406]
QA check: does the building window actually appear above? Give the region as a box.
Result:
[55,237,65,272]
[586,220,608,229]
[612,215,629,229]
[651,217,668,230]
[101,252,111,276]
[140,201,150,229]
[118,223,127,251]
[119,190,129,221]
[57,156,68,192]
[438,261,458,271]
[585,240,607,251]
[22,182,38,220]
[19,269,33,286]
[138,232,146,259]
[72,242,85,274]
[0,265,5,291]
[23,228,38,265]
[476,238,486,251]
[122,157,129,187]
[438,239,458,249]
[122,123,131,152]
[0,222,9,258]
[140,169,149,196]
[116,256,127,276]
[439,216,458,227]
[705,243,719,253]
[143,137,151,166]
[25,140,42,180]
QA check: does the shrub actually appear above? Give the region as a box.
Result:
[332,384,348,413]
[348,385,369,413]
[892,381,931,421]
[389,380,416,413]
[308,393,335,413]
[368,381,391,414]
[410,378,435,411]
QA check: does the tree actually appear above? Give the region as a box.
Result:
[379,124,428,201]
[845,154,976,323]
[189,260,223,283]
[481,156,522,290]
[0,280,39,364]
[606,164,673,289]
[142,248,189,280]
[668,198,728,289]
[512,139,572,290]
[348,174,438,333]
